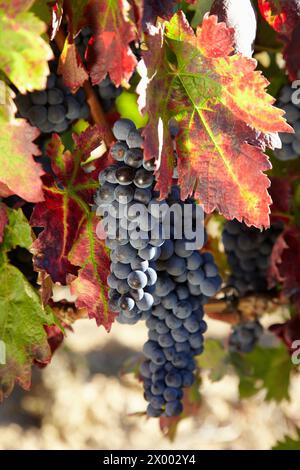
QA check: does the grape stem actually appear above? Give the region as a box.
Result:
[54,29,114,145]
[204,293,281,325]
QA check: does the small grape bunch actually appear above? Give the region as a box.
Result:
[15,60,89,134]
[222,219,281,296]
[229,320,263,353]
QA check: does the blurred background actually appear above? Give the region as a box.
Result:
[1,315,300,450]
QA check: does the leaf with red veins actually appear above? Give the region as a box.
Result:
[139,11,292,227]
[30,180,83,284]
[31,125,108,285]
[258,0,300,38]
[86,0,137,86]
[58,35,88,93]
[0,202,8,243]
[268,227,300,307]
[68,214,115,331]
[0,119,44,202]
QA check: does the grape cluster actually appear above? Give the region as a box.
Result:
[229,320,263,353]
[96,119,222,417]
[274,83,300,161]
[140,190,222,417]
[95,119,159,324]
[222,220,281,296]
[15,61,89,134]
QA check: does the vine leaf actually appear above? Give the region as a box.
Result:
[30,126,115,330]
[58,35,89,93]
[86,0,137,86]
[0,203,8,244]
[0,264,57,401]
[68,214,114,331]
[268,227,300,308]
[0,4,53,93]
[258,0,300,38]
[64,0,90,34]
[232,344,293,402]
[139,0,178,29]
[210,0,257,57]
[273,429,300,450]
[50,0,63,40]
[0,118,45,203]
[0,207,58,401]
[270,314,300,353]
[139,11,292,228]
[257,1,300,81]
[283,21,300,81]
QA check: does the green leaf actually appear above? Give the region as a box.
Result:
[0,263,56,400]
[232,345,294,402]
[189,0,214,28]
[0,1,35,17]
[2,207,33,253]
[273,429,300,450]
[0,10,52,93]
[197,338,228,381]
[30,0,52,24]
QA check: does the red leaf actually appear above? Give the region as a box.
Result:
[58,34,89,93]
[0,0,34,16]
[258,0,300,38]
[68,214,115,331]
[30,125,107,284]
[0,182,14,198]
[270,315,300,352]
[0,119,44,202]
[269,176,292,220]
[283,20,300,81]
[210,0,257,57]
[30,126,114,329]
[34,324,64,368]
[86,0,137,86]
[268,227,300,307]
[0,202,8,243]
[139,12,292,228]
